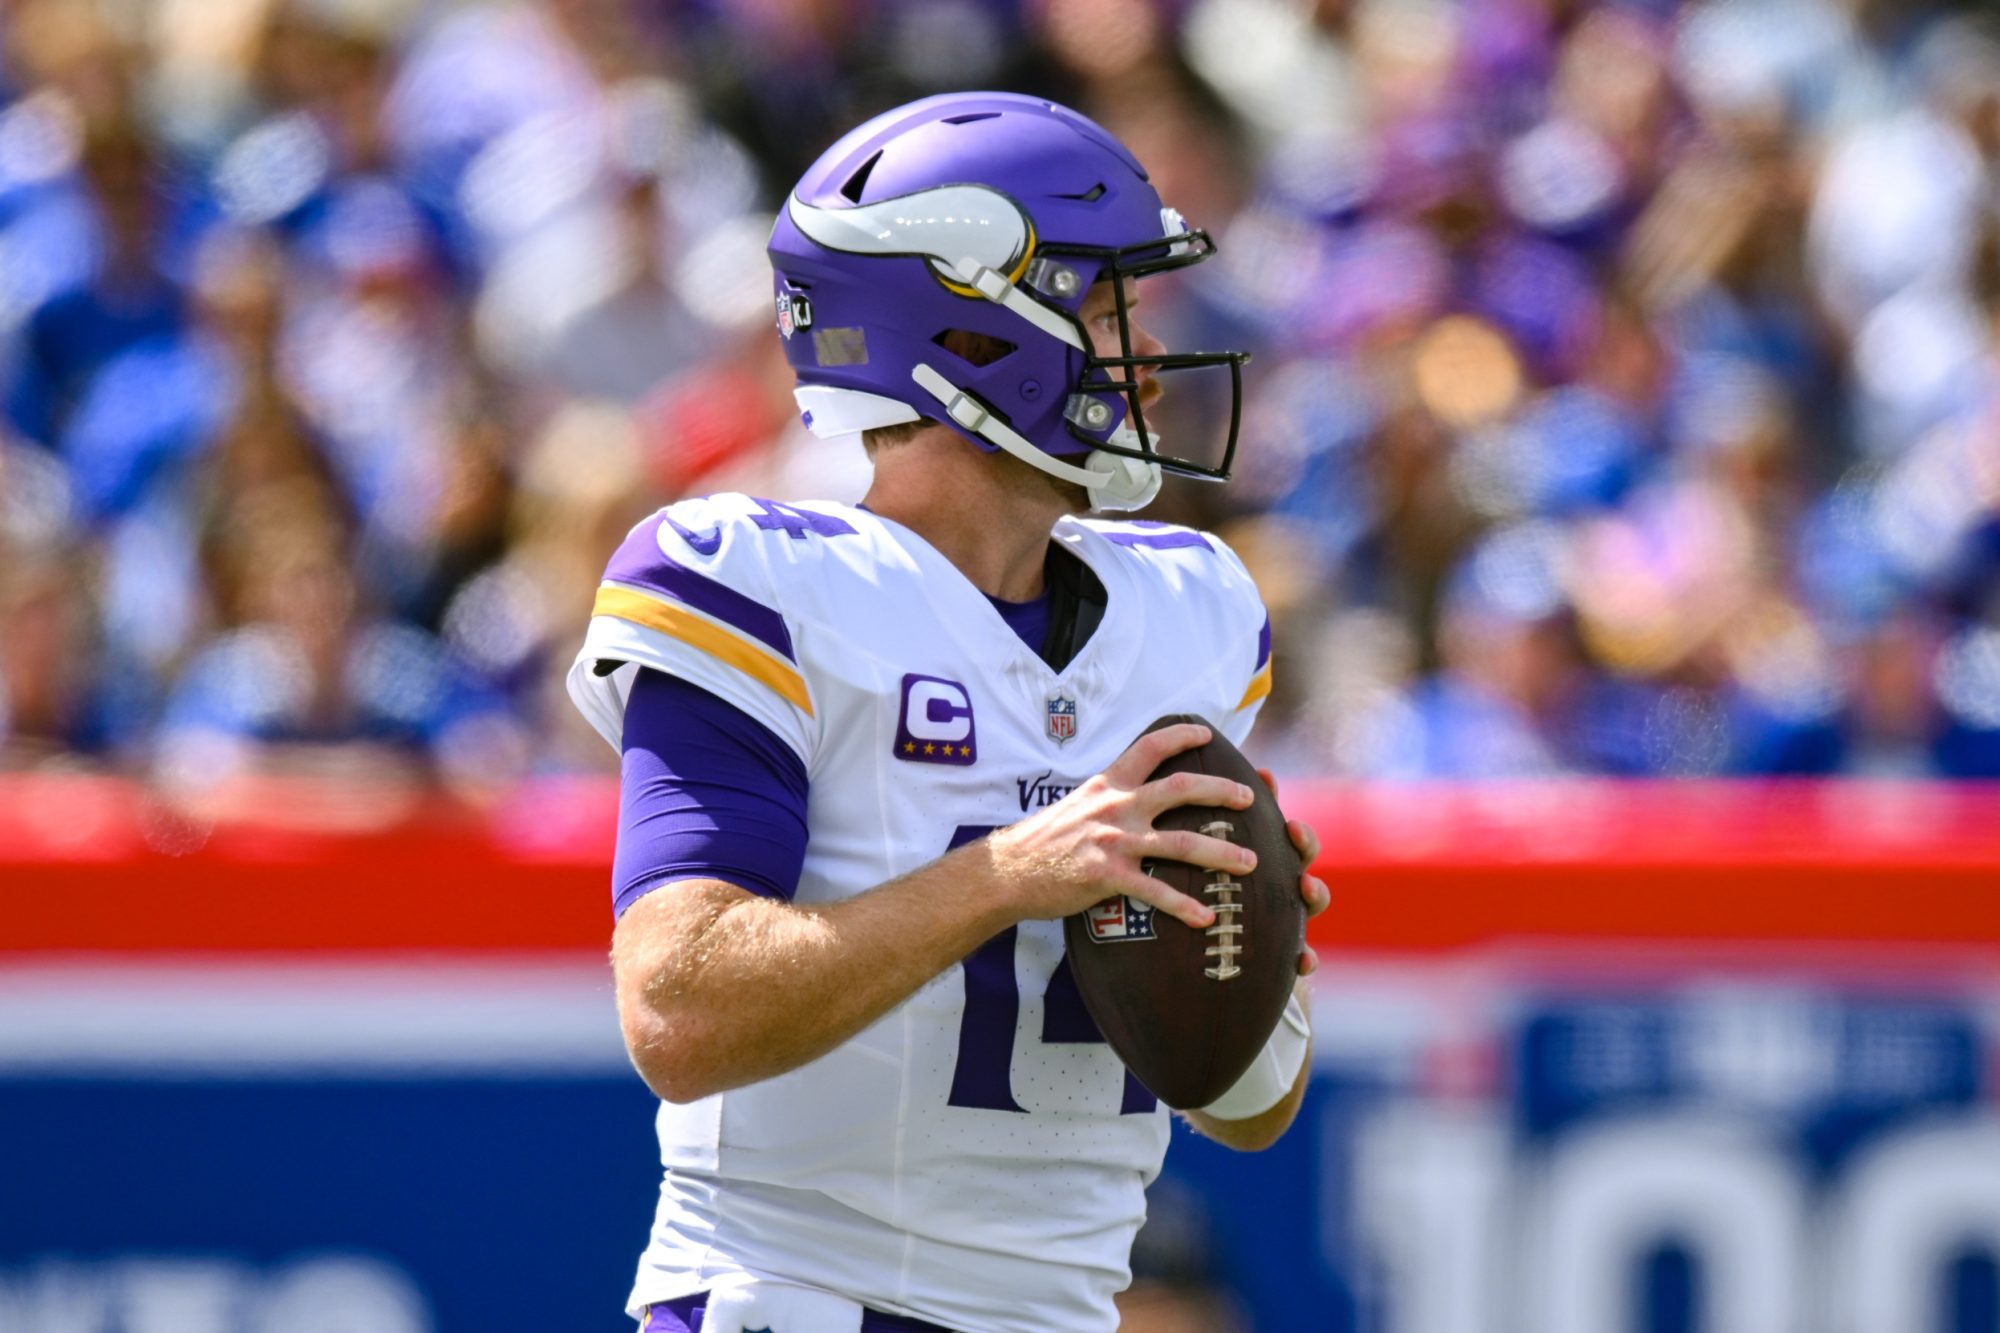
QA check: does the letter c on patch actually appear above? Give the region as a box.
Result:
[908,680,971,741]
[895,674,977,766]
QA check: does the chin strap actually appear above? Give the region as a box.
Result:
[910,362,1162,512]
[948,258,1087,351]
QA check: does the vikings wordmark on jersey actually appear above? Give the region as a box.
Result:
[567,493,1272,1333]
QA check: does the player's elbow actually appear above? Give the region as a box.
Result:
[617,1004,725,1103]
[636,1058,717,1106]
[612,883,754,1102]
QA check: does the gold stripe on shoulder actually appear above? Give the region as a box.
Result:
[1236,661,1273,711]
[592,585,814,717]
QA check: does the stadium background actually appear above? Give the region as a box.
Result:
[4,0,2000,1328]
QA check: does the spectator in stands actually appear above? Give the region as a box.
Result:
[0,544,104,765]
[0,0,1994,785]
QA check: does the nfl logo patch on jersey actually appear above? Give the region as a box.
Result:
[1046,690,1078,745]
[1084,895,1156,943]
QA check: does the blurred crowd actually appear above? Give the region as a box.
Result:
[3,0,2000,789]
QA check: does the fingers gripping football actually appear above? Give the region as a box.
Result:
[987,723,1251,930]
[1060,715,1309,1108]
[1262,768,1331,976]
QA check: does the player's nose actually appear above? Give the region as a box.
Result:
[1129,320,1166,381]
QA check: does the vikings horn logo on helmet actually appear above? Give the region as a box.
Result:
[786,186,1036,296]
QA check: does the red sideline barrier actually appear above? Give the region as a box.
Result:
[2,777,1998,956]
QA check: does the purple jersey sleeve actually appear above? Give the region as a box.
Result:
[614,668,810,917]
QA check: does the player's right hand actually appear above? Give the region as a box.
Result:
[984,722,1255,930]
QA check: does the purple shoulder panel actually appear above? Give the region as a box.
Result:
[604,513,796,661]
[1256,611,1272,671]
[1101,526,1211,551]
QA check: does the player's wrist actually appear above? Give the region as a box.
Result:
[1200,991,1310,1120]
[951,826,1042,933]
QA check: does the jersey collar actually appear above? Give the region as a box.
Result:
[859,509,1146,697]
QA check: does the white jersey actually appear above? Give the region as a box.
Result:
[567,493,1272,1333]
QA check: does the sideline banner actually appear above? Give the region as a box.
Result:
[2,778,1997,1332]
[1162,947,2000,1332]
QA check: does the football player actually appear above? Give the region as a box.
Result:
[569,92,1330,1333]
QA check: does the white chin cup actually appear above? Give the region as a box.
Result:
[1084,448,1162,512]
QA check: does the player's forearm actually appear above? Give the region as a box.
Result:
[613,840,1024,1103]
[613,728,1257,1103]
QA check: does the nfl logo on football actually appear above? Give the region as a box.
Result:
[1085,895,1156,942]
[1046,690,1078,745]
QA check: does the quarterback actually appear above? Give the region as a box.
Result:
[568,93,1329,1333]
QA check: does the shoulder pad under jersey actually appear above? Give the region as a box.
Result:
[1073,518,1273,739]
[568,494,859,763]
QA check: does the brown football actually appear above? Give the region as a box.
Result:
[1063,713,1306,1109]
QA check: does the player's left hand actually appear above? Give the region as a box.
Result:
[1259,768,1328,977]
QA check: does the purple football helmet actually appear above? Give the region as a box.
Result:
[767,92,1249,511]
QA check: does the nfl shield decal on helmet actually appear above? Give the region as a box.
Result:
[774,291,812,340]
[1046,689,1078,745]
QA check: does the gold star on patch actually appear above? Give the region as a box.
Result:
[958,745,972,757]
[923,742,936,755]
[903,742,916,753]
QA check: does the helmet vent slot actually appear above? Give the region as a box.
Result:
[932,329,1018,367]
[1054,183,1106,202]
[943,112,1001,125]
[840,151,883,203]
